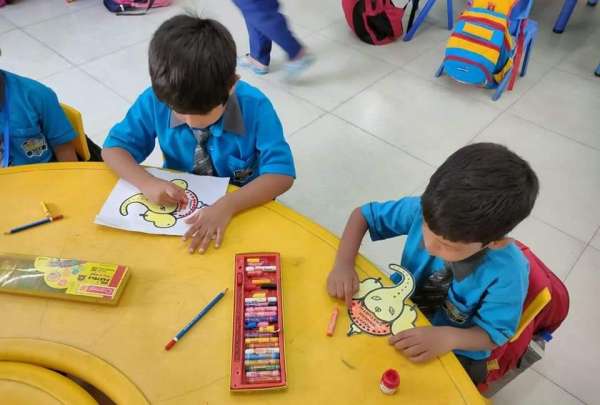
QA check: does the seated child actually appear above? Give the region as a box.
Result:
[102,15,295,254]
[326,143,539,384]
[0,67,78,167]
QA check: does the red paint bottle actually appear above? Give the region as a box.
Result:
[380,369,400,395]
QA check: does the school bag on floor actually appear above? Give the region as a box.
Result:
[441,0,517,87]
[103,0,171,15]
[342,0,417,45]
[478,240,570,396]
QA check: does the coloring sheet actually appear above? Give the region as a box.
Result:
[348,266,417,336]
[95,168,229,236]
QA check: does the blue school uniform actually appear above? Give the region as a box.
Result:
[103,80,295,185]
[0,70,76,167]
[361,197,529,360]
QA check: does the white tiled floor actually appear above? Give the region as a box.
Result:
[1,0,599,403]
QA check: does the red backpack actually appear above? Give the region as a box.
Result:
[479,240,570,395]
[342,0,416,45]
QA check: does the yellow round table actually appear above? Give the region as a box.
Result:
[0,163,486,404]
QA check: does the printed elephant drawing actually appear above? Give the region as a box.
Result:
[348,266,417,336]
[119,179,207,228]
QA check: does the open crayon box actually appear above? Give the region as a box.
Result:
[230,253,287,391]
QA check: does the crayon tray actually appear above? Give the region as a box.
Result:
[230,253,287,391]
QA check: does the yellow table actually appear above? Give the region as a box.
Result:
[0,163,486,404]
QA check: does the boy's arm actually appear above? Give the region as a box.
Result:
[217,173,293,213]
[389,325,495,363]
[102,147,187,205]
[53,142,78,162]
[327,207,368,307]
[183,174,293,253]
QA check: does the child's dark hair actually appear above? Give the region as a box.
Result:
[149,15,237,114]
[422,143,539,244]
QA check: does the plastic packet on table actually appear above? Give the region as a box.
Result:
[0,252,130,305]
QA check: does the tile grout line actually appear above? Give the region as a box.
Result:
[327,66,402,112]
[529,214,590,245]
[553,65,600,86]
[562,224,600,282]
[17,28,133,108]
[330,110,437,169]
[12,3,99,30]
[17,28,75,79]
[531,368,589,405]
[74,37,151,72]
[286,110,329,139]
[509,109,600,153]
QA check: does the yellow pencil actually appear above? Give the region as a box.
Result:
[40,202,51,218]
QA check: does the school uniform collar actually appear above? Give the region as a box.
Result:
[444,248,488,282]
[169,92,246,137]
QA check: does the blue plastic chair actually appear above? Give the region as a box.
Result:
[553,0,598,33]
[403,0,454,41]
[434,0,538,101]
[595,61,600,77]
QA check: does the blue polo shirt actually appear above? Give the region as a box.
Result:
[0,70,76,167]
[361,197,529,360]
[103,80,295,185]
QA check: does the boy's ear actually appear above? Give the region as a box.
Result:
[486,237,513,250]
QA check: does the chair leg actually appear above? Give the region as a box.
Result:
[447,0,454,30]
[435,63,445,77]
[404,0,438,41]
[493,69,512,101]
[508,19,527,90]
[553,0,577,33]
[520,38,534,77]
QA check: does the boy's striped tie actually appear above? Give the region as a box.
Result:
[192,128,214,176]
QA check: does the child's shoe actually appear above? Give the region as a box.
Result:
[237,54,269,75]
[285,51,315,81]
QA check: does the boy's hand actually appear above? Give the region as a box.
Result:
[183,201,234,253]
[388,326,455,363]
[140,177,188,206]
[327,262,359,308]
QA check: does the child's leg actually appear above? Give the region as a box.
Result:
[235,0,303,61]
[244,17,273,66]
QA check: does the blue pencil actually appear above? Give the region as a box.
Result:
[164,288,228,350]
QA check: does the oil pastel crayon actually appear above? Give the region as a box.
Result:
[250,279,274,285]
[246,306,277,311]
[245,317,278,324]
[244,332,278,339]
[244,337,279,344]
[244,359,280,366]
[245,353,280,360]
[246,371,280,378]
[245,365,281,372]
[245,348,279,354]
[244,284,277,291]
[251,292,267,298]
[245,265,277,271]
[258,325,277,333]
[246,377,281,383]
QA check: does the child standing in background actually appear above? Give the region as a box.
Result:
[233,0,314,79]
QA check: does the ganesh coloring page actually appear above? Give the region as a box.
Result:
[95,168,229,236]
[347,266,416,337]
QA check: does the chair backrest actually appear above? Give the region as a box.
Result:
[481,240,570,391]
[60,103,90,162]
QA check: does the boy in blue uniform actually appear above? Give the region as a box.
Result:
[0,68,78,167]
[102,16,295,254]
[327,143,539,384]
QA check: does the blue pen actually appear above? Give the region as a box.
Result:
[165,288,228,350]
